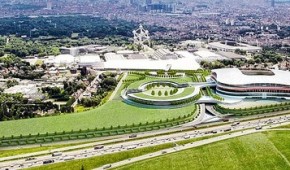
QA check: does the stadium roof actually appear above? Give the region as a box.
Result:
[212,68,290,86]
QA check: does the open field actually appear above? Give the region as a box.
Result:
[116,130,290,170]
[0,100,196,137]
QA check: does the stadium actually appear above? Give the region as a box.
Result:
[211,68,290,98]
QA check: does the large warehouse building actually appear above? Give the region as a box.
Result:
[211,68,290,98]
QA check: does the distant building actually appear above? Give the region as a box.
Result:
[47,0,52,10]
[76,54,103,68]
[44,54,75,67]
[146,0,152,5]
[208,42,262,53]
[4,84,43,100]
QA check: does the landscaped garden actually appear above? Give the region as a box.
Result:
[123,73,202,106]
[0,72,201,147]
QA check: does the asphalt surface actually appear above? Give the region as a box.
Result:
[1,114,290,170]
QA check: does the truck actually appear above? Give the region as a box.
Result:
[223,128,231,132]
[63,156,75,161]
[52,152,62,157]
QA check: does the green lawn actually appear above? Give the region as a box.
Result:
[134,87,196,100]
[116,131,290,170]
[0,100,195,137]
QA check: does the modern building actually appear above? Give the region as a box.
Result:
[211,68,290,98]
[76,54,102,68]
[44,54,75,67]
[4,84,43,100]
[208,42,262,53]
[194,50,227,62]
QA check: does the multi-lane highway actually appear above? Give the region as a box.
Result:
[1,114,289,170]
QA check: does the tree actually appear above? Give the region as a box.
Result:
[158,91,162,96]
[164,91,168,96]
[151,90,155,95]
[81,66,88,76]
[6,80,19,88]
[41,64,47,70]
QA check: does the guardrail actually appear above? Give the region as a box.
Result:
[214,102,290,116]
[0,107,198,147]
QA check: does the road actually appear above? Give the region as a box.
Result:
[1,114,290,170]
[72,73,101,108]
[96,123,287,170]
[108,72,128,101]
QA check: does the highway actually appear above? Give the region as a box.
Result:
[1,114,290,170]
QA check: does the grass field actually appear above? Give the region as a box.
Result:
[0,100,196,137]
[116,130,290,170]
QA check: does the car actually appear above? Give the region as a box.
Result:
[94,145,104,150]
[211,130,218,134]
[25,157,36,161]
[231,122,240,126]
[161,151,167,154]
[129,134,137,138]
[255,126,262,130]
[103,164,112,169]
[224,128,231,132]
[43,160,54,164]
[127,145,137,150]
[183,135,190,139]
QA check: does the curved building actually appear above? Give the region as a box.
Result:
[211,68,290,98]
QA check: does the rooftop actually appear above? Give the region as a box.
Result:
[212,68,290,86]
